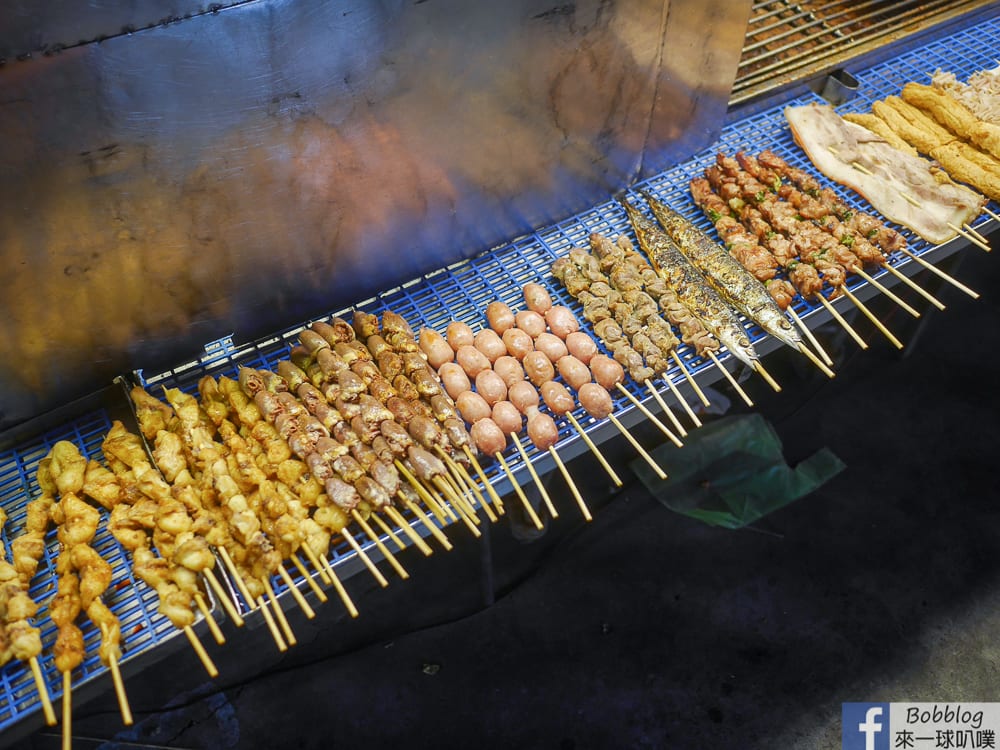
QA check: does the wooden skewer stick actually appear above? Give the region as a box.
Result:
[369,512,407,553]
[881,263,945,311]
[608,414,667,480]
[299,543,333,586]
[447,471,483,523]
[383,506,434,556]
[185,624,222,673]
[787,307,834,366]
[30,657,56,726]
[352,510,409,580]
[671,350,710,408]
[815,294,868,350]
[342,532,390,588]
[898,247,979,299]
[395,460,453,523]
[851,268,921,318]
[963,223,989,244]
[548,446,592,522]
[291,553,328,603]
[565,412,622,487]
[662,375,701,428]
[308,547,359,618]
[432,476,482,537]
[706,351,754,408]
[264,579,296,646]
[62,671,72,750]
[798,343,836,379]
[982,205,1000,222]
[752,360,782,392]
[463,445,505,514]
[946,222,991,251]
[218,546,255,606]
[194,592,225,644]
[103,628,133,726]
[254,596,288,652]
[843,288,903,349]
[510,433,559,519]
[397,495,453,551]
[644,380,687,438]
[614,383,683,448]
[495,452,544,530]
[437,448,496,523]
[203,567,244,626]
[277,564,317,618]
[453,459,501,520]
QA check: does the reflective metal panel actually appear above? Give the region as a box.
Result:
[0,0,750,428]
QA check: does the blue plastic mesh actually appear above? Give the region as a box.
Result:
[0,410,178,733]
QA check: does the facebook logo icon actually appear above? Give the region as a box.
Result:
[843,703,890,750]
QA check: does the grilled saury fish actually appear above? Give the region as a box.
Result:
[640,191,803,351]
[619,198,759,369]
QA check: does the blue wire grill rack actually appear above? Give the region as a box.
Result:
[4,12,999,738]
[0,410,184,735]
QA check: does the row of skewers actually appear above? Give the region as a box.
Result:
[4,68,999,749]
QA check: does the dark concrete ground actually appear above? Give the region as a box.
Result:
[16,231,1000,750]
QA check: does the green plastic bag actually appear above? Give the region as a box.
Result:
[631,413,845,529]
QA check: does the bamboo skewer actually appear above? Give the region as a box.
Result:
[299,543,332,586]
[384,506,435,556]
[108,651,133,726]
[788,307,834,366]
[843,288,904,349]
[369,513,408,553]
[312,549,359,618]
[565,411,622,487]
[453,460,500,520]
[510,433,559,519]
[433,476,481,537]
[548,447,592,522]
[707,351,754,408]
[352,511,409,580]
[395,461,452,523]
[898,247,979,299]
[342,532,390,588]
[463,445,505,513]
[671,350,710,408]
[397,495,453,551]
[752,360,782,392]
[218,546,254,606]
[608,414,667,480]
[495,452,544,530]
[30,657,56,726]
[644,380,687,438]
[277,564,317,618]
[254,595,287,652]
[963,223,989,244]
[852,268,921,317]
[614,383,683,448]
[203,567,244,626]
[946,222,991,251]
[61,671,72,750]
[194,593,225,644]
[663,375,702,428]
[264,579,296,646]
[798,343,836,378]
[439,453,492,523]
[815,294,868,350]
[291,554,328,603]
[881,262,945,311]
[982,206,1000,223]
[184,624,222,673]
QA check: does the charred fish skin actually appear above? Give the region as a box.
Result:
[640,190,803,351]
[618,198,759,369]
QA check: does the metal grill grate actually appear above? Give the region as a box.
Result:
[731,0,996,105]
[3,13,999,737]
